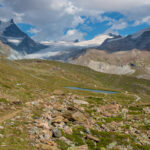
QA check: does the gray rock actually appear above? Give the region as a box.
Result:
[84,128,91,134]
[52,128,62,138]
[107,141,117,149]
[72,111,86,122]
[73,100,89,105]
[59,137,72,145]
[44,133,51,140]
[39,135,45,141]
[30,127,41,135]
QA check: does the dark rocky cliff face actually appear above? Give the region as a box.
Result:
[0,19,48,54]
[99,28,150,52]
[2,19,26,38]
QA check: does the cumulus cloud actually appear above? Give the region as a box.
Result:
[0,0,150,40]
[62,29,85,41]
[28,28,40,34]
[134,16,150,26]
[106,19,128,33]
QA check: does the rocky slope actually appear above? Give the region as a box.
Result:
[0,41,21,59]
[0,59,150,150]
[69,49,150,77]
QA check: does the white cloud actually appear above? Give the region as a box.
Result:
[0,0,150,40]
[134,16,150,26]
[72,16,84,27]
[143,16,150,25]
[111,21,128,30]
[105,19,128,34]
[62,29,85,41]
[28,28,40,34]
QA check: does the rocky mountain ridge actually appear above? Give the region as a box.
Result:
[0,19,47,54]
[99,27,150,52]
[70,49,150,78]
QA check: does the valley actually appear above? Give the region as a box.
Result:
[0,18,150,150]
[0,59,150,149]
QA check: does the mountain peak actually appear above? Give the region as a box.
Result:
[0,19,48,54]
[10,19,14,24]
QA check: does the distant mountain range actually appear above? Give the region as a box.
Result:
[27,27,150,61]
[1,19,150,78]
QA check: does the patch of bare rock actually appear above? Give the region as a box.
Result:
[21,92,150,150]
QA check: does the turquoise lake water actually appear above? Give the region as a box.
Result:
[65,87,119,94]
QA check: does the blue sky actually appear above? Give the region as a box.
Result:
[1,0,150,41]
[17,23,35,37]
[17,11,150,41]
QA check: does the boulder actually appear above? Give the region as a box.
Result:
[67,146,78,150]
[72,111,87,122]
[73,100,89,105]
[64,126,72,134]
[52,128,62,138]
[52,116,64,123]
[78,145,88,150]
[99,104,120,113]
[143,107,150,114]
[53,90,65,95]
[59,137,72,145]
[43,130,53,140]
[37,122,50,129]
[41,144,58,150]
[86,134,100,142]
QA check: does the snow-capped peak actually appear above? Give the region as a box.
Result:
[131,27,150,39]
[7,38,22,45]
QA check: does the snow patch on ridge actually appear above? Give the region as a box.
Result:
[7,39,22,45]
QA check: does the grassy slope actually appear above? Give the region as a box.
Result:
[0,59,150,102]
[0,59,150,149]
